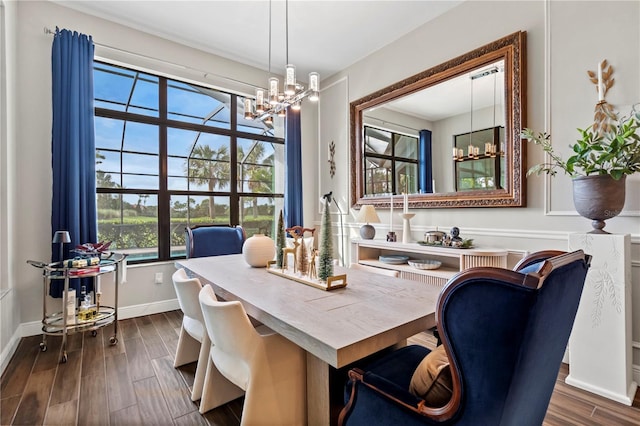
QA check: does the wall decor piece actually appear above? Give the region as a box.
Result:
[328,140,336,178]
[318,76,349,216]
[587,59,615,136]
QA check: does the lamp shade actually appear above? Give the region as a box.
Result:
[357,205,380,224]
[52,230,71,244]
[357,206,379,240]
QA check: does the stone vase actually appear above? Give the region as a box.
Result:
[572,175,626,234]
[242,234,276,267]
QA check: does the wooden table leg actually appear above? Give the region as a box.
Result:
[306,353,354,426]
[307,352,331,425]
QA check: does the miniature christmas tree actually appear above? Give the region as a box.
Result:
[275,209,286,268]
[297,237,309,275]
[318,199,334,281]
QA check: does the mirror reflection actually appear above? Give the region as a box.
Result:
[363,60,505,195]
[350,31,526,208]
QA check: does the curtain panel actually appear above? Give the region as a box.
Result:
[284,108,303,228]
[419,129,433,194]
[50,28,97,297]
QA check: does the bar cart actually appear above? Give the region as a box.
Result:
[27,252,127,363]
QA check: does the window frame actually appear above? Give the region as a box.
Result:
[94,61,284,264]
[362,125,419,195]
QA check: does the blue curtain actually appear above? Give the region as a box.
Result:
[284,108,303,228]
[50,28,97,297]
[418,129,433,193]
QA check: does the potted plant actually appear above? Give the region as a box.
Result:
[521,103,640,233]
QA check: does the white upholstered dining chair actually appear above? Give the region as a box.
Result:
[172,268,209,401]
[172,268,243,406]
[198,285,307,424]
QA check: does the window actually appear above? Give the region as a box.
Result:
[363,125,418,195]
[453,126,505,191]
[94,62,284,263]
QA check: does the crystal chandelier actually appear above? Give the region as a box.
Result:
[244,0,319,122]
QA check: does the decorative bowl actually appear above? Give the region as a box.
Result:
[408,259,442,270]
[424,231,446,244]
[379,255,409,265]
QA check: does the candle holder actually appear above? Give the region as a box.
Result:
[401,213,415,244]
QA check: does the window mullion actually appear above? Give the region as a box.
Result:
[229,95,239,226]
[158,78,170,260]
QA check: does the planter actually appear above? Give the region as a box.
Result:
[242,234,276,267]
[572,175,626,234]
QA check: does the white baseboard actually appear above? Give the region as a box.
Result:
[0,327,23,375]
[117,298,180,321]
[0,299,181,376]
[565,374,638,406]
[19,298,180,338]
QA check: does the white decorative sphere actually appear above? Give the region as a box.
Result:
[242,234,276,267]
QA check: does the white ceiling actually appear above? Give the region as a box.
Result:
[382,60,505,122]
[53,0,464,81]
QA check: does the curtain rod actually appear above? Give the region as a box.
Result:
[43,26,262,92]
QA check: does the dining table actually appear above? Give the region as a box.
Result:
[175,254,441,425]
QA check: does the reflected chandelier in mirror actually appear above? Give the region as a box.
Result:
[350,31,526,208]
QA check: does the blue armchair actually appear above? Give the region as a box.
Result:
[185,225,245,258]
[339,250,590,426]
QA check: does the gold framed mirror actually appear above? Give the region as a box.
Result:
[350,31,526,208]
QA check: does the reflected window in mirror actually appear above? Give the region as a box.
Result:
[454,126,505,191]
[363,126,419,195]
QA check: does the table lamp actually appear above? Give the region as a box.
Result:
[52,230,71,262]
[357,205,381,240]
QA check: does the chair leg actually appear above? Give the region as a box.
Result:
[173,325,201,367]
[199,356,245,414]
[431,326,442,346]
[191,334,210,401]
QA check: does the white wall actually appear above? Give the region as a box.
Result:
[4,0,319,368]
[318,0,640,370]
[0,0,21,374]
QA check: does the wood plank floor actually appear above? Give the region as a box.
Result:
[2,310,639,425]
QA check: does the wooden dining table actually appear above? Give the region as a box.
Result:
[176,254,441,425]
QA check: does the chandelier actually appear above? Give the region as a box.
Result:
[453,65,504,161]
[244,0,319,122]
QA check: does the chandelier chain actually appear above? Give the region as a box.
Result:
[268,0,272,74]
[244,0,319,122]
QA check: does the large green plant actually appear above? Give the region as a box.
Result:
[522,104,640,180]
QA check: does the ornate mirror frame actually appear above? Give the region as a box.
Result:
[350,31,526,208]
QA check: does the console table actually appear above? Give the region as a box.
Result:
[351,239,508,286]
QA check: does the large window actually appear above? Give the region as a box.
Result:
[94,62,284,263]
[363,126,418,195]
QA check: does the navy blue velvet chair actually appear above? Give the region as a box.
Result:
[339,250,590,426]
[185,225,245,258]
